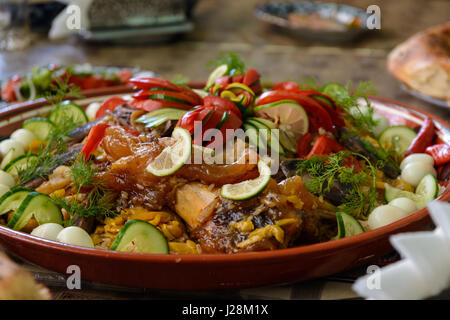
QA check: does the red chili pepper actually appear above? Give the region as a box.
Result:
[306,135,345,158]
[425,144,450,166]
[132,89,200,107]
[296,132,313,158]
[257,90,334,133]
[404,117,435,156]
[95,97,127,118]
[81,123,110,160]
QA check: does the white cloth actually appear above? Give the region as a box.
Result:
[48,0,93,40]
[353,201,450,299]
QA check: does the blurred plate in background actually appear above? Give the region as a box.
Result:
[254,1,370,43]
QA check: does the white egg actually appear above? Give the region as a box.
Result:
[31,223,64,241]
[85,102,101,121]
[0,139,25,157]
[400,153,434,171]
[0,170,15,188]
[10,129,37,150]
[56,226,94,248]
[401,162,437,187]
[372,114,389,137]
[0,184,9,197]
[389,197,417,214]
[0,145,25,169]
[368,205,410,229]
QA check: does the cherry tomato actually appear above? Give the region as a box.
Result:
[296,132,313,158]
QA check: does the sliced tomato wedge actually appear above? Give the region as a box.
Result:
[1,75,22,102]
[95,97,127,118]
[296,132,314,158]
[257,90,334,133]
[243,69,260,87]
[306,135,346,158]
[117,69,132,84]
[204,96,242,118]
[81,123,110,160]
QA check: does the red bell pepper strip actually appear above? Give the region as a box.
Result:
[425,144,450,166]
[296,132,313,158]
[232,74,244,83]
[404,117,435,156]
[257,90,334,133]
[81,123,110,160]
[95,97,127,118]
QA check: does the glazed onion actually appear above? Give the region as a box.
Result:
[401,162,437,187]
[56,226,94,248]
[368,205,410,229]
[31,223,64,241]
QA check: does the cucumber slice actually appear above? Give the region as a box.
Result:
[415,174,438,209]
[135,108,187,123]
[135,108,187,128]
[246,119,285,156]
[333,212,365,239]
[379,126,417,155]
[0,187,32,216]
[110,219,169,254]
[254,100,308,154]
[206,64,228,89]
[384,174,438,210]
[7,191,62,231]
[147,93,190,105]
[49,101,88,130]
[384,183,418,203]
[22,118,55,141]
[3,154,38,176]
[321,82,349,100]
[221,160,271,201]
[146,127,192,177]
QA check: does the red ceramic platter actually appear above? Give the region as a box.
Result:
[0,88,448,291]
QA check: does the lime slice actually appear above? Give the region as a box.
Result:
[146,127,192,176]
[254,100,309,153]
[206,64,228,89]
[221,160,271,201]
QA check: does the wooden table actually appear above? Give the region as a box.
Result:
[0,0,449,299]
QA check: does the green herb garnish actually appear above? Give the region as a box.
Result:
[53,157,116,226]
[208,51,246,76]
[297,151,377,218]
[45,66,83,106]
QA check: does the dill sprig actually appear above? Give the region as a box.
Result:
[297,151,377,218]
[208,51,246,76]
[45,66,83,106]
[53,156,116,225]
